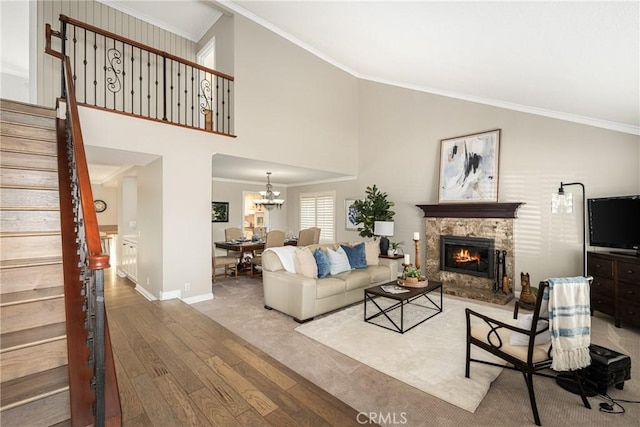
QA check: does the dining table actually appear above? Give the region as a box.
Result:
[214,239,297,253]
[214,239,298,274]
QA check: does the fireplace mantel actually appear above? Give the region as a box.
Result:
[416,202,524,219]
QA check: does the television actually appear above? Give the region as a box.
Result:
[587,195,640,257]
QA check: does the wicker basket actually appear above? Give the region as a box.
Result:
[399,278,429,288]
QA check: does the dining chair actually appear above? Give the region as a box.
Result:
[224,227,243,258]
[212,251,238,283]
[465,277,593,426]
[251,230,286,278]
[297,228,316,246]
[310,227,321,244]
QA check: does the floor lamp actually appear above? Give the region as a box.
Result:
[553,181,586,276]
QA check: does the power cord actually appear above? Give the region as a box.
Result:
[598,393,640,415]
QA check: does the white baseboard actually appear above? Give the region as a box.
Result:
[134,284,158,301]
[160,290,181,300]
[182,293,214,304]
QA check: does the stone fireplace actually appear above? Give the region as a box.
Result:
[417,203,523,305]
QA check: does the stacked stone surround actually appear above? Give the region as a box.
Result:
[425,217,515,305]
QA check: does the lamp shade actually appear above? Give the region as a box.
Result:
[374,221,394,237]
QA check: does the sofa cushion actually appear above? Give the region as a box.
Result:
[313,248,331,278]
[336,270,371,291]
[327,247,352,276]
[367,265,393,283]
[294,247,317,278]
[341,243,367,269]
[316,277,347,299]
[364,241,380,266]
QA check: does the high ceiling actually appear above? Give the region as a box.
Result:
[90,0,639,184]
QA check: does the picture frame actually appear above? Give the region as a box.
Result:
[438,129,501,203]
[345,198,361,230]
[211,201,229,222]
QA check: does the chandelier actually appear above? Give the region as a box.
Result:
[254,172,285,210]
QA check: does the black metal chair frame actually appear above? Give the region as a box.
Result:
[465,281,592,426]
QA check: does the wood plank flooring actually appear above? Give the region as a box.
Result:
[104,272,372,426]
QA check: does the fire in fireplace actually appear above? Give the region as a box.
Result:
[440,235,495,278]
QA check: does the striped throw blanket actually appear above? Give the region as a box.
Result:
[544,277,591,371]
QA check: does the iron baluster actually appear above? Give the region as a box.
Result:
[162,55,167,120]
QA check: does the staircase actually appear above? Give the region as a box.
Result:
[0,99,71,425]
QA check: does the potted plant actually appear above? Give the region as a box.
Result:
[351,185,395,239]
[389,241,404,256]
[403,266,421,283]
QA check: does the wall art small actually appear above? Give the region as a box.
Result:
[211,201,229,222]
[438,129,501,203]
[345,198,361,230]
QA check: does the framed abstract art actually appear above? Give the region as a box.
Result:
[438,129,501,203]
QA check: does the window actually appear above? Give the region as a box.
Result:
[300,191,335,243]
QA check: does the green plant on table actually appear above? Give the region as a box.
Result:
[403,266,420,278]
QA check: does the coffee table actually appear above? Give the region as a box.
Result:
[364,280,442,333]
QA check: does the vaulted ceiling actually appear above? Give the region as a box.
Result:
[90,0,639,184]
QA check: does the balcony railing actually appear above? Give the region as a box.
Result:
[54,14,235,137]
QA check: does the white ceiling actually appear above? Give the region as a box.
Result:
[86,0,639,184]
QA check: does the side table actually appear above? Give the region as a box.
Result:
[379,254,404,260]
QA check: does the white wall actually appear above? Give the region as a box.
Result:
[91,184,117,226]
[356,81,639,287]
[137,157,163,299]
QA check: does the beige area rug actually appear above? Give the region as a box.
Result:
[295,295,513,413]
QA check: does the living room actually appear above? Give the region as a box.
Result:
[2,1,639,425]
[30,0,635,304]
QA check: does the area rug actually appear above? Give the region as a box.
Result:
[295,295,512,413]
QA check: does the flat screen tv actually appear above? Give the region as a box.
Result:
[587,195,640,257]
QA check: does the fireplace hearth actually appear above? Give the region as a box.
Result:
[440,235,495,278]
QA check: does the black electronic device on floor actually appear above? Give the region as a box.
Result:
[556,344,631,397]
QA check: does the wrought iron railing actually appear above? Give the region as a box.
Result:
[46,24,121,427]
[56,14,234,136]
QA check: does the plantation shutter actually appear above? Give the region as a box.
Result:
[299,191,335,243]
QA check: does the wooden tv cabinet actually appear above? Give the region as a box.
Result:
[587,251,640,328]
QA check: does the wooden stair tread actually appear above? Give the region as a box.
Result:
[0,206,60,211]
[0,365,69,410]
[0,231,61,238]
[0,256,63,269]
[0,286,65,306]
[0,164,58,173]
[0,183,58,191]
[0,322,66,353]
[0,99,57,118]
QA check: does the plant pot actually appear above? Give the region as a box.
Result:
[404,276,419,283]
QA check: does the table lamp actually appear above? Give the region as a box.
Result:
[374,221,394,255]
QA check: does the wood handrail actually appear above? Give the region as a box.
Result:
[59,15,234,81]
[62,56,107,268]
[50,24,122,425]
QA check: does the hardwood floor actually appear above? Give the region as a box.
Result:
[104,271,372,426]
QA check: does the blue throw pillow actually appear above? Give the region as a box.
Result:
[340,243,367,269]
[314,248,331,278]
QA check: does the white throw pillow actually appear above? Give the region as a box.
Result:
[509,314,551,346]
[294,247,317,278]
[364,241,379,266]
[327,246,352,275]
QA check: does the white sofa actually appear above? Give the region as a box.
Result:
[261,242,399,322]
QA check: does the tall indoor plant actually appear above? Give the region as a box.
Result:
[351,185,395,239]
